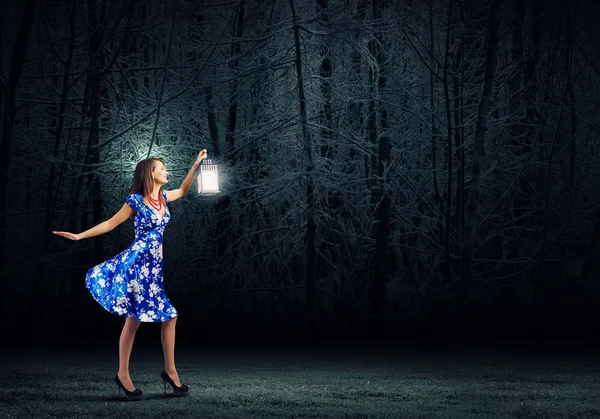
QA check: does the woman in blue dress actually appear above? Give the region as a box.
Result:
[53,149,207,400]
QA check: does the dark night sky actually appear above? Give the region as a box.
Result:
[1,0,600,345]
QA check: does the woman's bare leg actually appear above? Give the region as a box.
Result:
[161,316,181,386]
[117,317,141,391]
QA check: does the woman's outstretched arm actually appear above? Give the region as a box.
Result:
[166,149,207,203]
[53,203,135,241]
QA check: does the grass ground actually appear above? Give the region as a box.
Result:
[1,342,599,418]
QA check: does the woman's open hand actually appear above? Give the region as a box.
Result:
[195,149,207,165]
[53,231,81,241]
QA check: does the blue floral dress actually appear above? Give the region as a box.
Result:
[85,191,178,322]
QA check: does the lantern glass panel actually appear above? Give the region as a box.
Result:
[201,171,218,192]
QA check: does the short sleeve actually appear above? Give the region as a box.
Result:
[163,190,168,203]
[125,193,139,210]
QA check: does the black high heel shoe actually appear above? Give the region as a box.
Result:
[114,375,143,401]
[160,370,189,396]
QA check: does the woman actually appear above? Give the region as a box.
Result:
[53,149,207,401]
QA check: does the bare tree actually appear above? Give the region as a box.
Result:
[461,0,501,297]
[290,0,317,337]
[225,0,246,161]
[42,0,77,253]
[0,0,36,270]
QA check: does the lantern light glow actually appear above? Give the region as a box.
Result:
[197,159,220,196]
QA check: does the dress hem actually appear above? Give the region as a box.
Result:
[87,288,178,323]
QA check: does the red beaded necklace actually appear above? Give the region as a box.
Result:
[147,194,162,212]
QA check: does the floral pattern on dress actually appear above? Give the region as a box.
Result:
[85,191,178,322]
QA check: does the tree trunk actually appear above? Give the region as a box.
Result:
[42,0,77,252]
[509,0,525,146]
[316,0,343,284]
[225,0,246,162]
[563,0,577,282]
[206,87,221,158]
[452,8,465,273]
[318,0,332,163]
[290,0,317,339]
[0,0,35,271]
[461,0,501,298]
[512,0,541,236]
[442,0,454,281]
[428,0,443,252]
[535,0,574,291]
[581,211,600,279]
[86,0,108,263]
[366,0,381,195]
[146,2,176,158]
[344,0,366,176]
[565,0,576,215]
[370,135,392,312]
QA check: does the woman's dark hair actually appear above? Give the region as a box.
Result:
[130,157,165,205]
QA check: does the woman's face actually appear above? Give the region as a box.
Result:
[152,160,169,186]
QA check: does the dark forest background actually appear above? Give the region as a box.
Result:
[1,0,600,343]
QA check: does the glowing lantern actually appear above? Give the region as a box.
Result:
[197,159,220,196]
